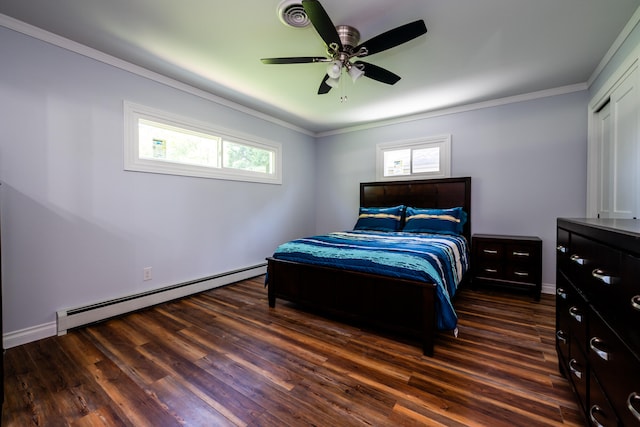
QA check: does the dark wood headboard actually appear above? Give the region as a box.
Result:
[360,177,472,240]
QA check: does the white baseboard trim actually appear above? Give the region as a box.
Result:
[4,264,267,349]
[3,322,57,349]
[541,282,555,295]
[4,268,550,349]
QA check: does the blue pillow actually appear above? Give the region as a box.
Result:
[403,207,467,235]
[354,205,405,231]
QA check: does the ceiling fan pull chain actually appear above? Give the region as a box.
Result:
[340,70,348,103]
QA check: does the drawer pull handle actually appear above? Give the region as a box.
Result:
[628,392,640,422]
[556,287,567,299]
[589,337,611,361]
[570,254,587,265]
[483,249,498,255]
[514,271,529,277]
[512,251,530,257]
[569,306,583,323]
[484,268,498,273]
[556,330,567,344]
[557,245,568,253]
[589,405,607,427]
[591,269,618,285]
[568,358,582,379]
[632,295,640,311]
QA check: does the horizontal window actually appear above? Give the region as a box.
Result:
[124,102,281,184]
[376,135,451,181]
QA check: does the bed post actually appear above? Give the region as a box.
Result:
[422,286,436,357]
[267,259,276,308]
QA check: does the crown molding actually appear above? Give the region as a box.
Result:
[588,5,640,88]
[315,83,588,138]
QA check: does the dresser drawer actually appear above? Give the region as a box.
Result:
[589,309,640,426]
[567,287,589,352]
[556,273,573,370]
[589,373,619,427]
[564,234,595,286]
[569,336,589,414]
[565,234,622,323]
[557,228,571,273]
[616,253,640,357]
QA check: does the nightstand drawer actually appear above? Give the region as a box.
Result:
[475,241,504,260]
[475,261,503,279]
[505,264,536,284]
[506,243,538,262]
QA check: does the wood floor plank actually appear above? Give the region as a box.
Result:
[82,327,167,387]
[3,278,585,426]
[69,405,129,427]
[135,340,264,426]
[85,358,179,427]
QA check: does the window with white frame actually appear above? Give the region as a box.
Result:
[124,102,282,184]
[376,135,451,181]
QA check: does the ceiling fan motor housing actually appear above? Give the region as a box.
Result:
[336,25,360,51]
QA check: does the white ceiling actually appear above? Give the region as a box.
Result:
[1,0,639,133]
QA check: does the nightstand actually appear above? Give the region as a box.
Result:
[471,234,542,300]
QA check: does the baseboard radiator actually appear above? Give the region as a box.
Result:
[56,263,266,335]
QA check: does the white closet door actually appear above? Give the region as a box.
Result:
[597,102,612,217]
[599,63,639,219]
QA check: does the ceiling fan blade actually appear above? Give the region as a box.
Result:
[354,61,401,85]
[318,74,332,94]
[302,0,343,51]
[261,57,328,64]
[355,20,427,56]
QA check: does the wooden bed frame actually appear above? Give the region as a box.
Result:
[266,177,471,356]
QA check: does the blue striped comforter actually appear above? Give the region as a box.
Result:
[272,230,469,330]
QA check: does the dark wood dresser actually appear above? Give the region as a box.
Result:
[556,218,640,426]
[1,192,3,415]
[471,234,542,300]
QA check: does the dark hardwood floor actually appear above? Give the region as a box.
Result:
[2,276,583,426]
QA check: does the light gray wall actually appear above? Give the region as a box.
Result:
[5,13,638,343]
[315,91,589,287]
[0,27,316,336]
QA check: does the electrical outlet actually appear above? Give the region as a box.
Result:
[143,267,152,281]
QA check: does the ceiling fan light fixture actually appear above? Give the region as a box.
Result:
[326,76,340,88]
[326,60,342,79]
[348,64,364,82]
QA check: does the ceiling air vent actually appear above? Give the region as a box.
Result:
[277,0,310,28]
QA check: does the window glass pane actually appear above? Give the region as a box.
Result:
[376,135,450,181]
[412,147,440,173]
[138,119,220,168]
[125,101,282,184]
[223,140,274,174]
[383,149,411,176]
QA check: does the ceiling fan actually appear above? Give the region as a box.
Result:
[261,0,427,94]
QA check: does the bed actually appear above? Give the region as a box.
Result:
[265,177,471,356]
